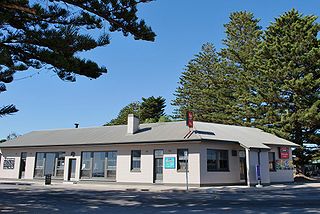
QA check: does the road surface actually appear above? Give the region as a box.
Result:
[0,184,319,213]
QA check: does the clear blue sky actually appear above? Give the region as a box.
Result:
[1,0,319,139]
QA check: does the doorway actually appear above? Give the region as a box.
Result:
[68,159,76,181]
[19,152,27,179]
[240,156,247,183]
[153,150,163,183]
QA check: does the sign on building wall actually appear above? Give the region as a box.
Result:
[3,158,15,169]
[279,147,289,159]
[164,157,176,169]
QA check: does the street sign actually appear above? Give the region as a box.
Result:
[186,111,193,128]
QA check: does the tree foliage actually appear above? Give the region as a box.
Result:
[104,96,168,126]
[6,132,19,140]
[172,43,234,124]
[0,83,18,117]
[0,0,155,116]
[173,9,320,169]
[140,96,166,122]
[220,11,263,126]
[105,102,140,126]
[254,9,320,146]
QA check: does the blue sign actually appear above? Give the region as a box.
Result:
[164,157,176,169]
[256,165,261,180]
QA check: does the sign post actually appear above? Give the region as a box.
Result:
[185,150,189,191]
[185,111,192,191]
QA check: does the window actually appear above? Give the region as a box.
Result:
[34,152,65,178]
[207,149,229,171]
[81,152,92,178]
[34,153,45,177]
[131,150,141,171]
[80,151,117,179]
[177,149,188,171]
[106,151,117,178]
[92,152,105,178]
[269,152,276,171]
[56,152,65,177]
[3,158,15,169]
[44,153,56,176]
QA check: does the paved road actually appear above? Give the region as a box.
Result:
[0,185,319,213]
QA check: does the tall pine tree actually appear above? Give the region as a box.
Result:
[172,43,234,123]
[254,9,320,169]
[220,11,263,126]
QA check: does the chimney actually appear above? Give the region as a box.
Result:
[127,114,139,134]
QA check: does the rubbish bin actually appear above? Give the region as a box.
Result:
[45,174,52,185]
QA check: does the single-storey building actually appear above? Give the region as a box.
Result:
[0,115,298,186]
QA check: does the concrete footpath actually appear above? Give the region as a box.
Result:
[0,179,319,193]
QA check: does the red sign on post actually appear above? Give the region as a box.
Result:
[186,111,193,128]
[279,147,289,159]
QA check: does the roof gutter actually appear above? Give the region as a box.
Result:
[0,138,203,149]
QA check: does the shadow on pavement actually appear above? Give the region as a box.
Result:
[0,186,319,213]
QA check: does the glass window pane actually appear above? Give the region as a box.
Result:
[220,151,228,160]
[34,153,44,177]
[207,149,228,171]
[106,152,117,170]
[81,152,92,178]
[269,152,275,171]
[92,152,105,177]
[56,152,65,169]
[81,152,91,170]
[131,150,141,170]
[55,152,65,177]
[154,150,163,157]
[177,149,188,171]
[35,153,45,168]
[44,153,56,176]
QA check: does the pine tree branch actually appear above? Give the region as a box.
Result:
[60,0,155,41]
[0,3,36,15]
[0,105,18,117]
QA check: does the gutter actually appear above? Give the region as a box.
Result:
[0,138,203,149]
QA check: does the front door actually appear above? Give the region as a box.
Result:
[68,159,76,181]
[19,152,27,179]
[153,150,163,183]
[240,156,247,183]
